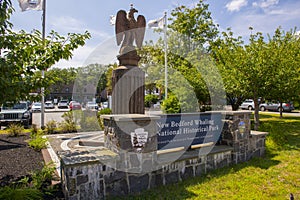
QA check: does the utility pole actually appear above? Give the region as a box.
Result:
[41,0,46,129]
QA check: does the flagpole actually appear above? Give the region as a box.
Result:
[41,0,46,129]
[164,12,168,99]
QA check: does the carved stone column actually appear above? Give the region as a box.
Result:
[111,50,145,114]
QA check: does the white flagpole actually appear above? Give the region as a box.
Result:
[164,12,168,99]
[41,0,46,129]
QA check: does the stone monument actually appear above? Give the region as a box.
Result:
[112,5,146,114]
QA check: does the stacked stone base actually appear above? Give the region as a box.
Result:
[60,146,234,199]
[59,111,268,199]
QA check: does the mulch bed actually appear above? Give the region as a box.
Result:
[0,133,44,186]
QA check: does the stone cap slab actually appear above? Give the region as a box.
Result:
[250,130,269,136]
[101,114,160,121]
[58,148,119,166]
[206,110,252,115]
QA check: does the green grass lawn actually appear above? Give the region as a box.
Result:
[115,113,300,200]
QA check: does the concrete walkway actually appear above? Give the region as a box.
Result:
[43,131,104,177]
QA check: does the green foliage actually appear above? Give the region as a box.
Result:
[118,114,300,199]
[161,94,181,113]
[31,163,56,190]
[0,0,90,104]
[43,120,57,134]
[145,94,159,107]
[0,186,43,200]
[78,110,101,131]
[28,133,47,151]
[30,124,39,135]
[98,108,112,115]
[140,1,222,113]
[0,163,56,200]
[7,123,24,137]
[169,0,219,48]
[213,26,300,127]
[59,111,77,133]
[97,108,112,129]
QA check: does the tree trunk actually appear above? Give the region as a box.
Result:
[253,98,260,130]
[279,101,283,119]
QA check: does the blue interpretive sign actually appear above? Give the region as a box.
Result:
[156,113,222,150]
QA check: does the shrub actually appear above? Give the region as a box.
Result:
[0,187,43,200]
[44,120,57,134]
[31,163,56,190]
[30,124,39,135]
[78,110,101,131]
[28,134,47,151]
[145,94,159,107]
[59,111,77,133]
[7,123,25,137]
[161,94,181,113]
[99,108,112,115]
[97,108,112,129]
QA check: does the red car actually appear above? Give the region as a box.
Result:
[69,101,82,111]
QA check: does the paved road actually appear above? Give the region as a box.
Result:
[258,110,300,117]
[32,110,68,128]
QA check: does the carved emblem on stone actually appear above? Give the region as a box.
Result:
[131,128,148,150]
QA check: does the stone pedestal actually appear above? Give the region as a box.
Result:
[112,50,145,114]
[101,114,160,173]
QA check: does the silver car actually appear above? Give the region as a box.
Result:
[259,101,294,112]
[239,99,255,110]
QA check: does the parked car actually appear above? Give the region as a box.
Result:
[69,101,81,111]
[45,101,55,109]
[0,101,32,129]
[58,100,69,109]
[239,99,255,110]
[86,102,99,110]
[259,101,294,112]
[31,102,42,112]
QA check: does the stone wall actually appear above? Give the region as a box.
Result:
[59,146,233,199]
[59,111,268,199]
[220,111,268,163]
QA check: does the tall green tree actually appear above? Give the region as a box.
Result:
[140,0,221,113]
[263,28,300,118]
[212,27,300,129]
[0,0,90,104]
[212,28,271,130]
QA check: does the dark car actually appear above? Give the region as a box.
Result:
[259,101,294,112]
[0,101,32,129]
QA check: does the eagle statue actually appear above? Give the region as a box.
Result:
[115,6,146,54]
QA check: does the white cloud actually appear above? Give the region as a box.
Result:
[49,16,110,39]
[50,16,85,33]
[252,0,279,9]
[52,45,94,68]
[226,0,248,12]
[221,0,300,39]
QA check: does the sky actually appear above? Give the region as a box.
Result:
[9,0,300,68]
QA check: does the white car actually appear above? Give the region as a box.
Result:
[31,102,42,112]
[86,102,99,110]
[58,100,69,109]
[45,101,55,109]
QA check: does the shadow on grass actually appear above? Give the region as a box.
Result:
[107,113,299,200]
[106,150,281,200]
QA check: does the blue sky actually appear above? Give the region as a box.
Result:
[9,0,300,68]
